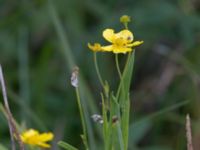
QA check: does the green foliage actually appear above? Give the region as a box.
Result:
[58,141,78,150]
[0,0,200,149]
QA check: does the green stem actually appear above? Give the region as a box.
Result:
[115,52,132,149]
[101,93,109,149]
[123,23,128,30]
[116,52,131,100]
[125,23,128,29]
[93,52,104,87]
[75,87,89,150]
[115,54,126,100]
[115,54,122,79]
[116,122,124,150]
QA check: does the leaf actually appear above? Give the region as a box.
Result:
[58,141,78,150]
[117,51,135,101]
[116,52,135,150]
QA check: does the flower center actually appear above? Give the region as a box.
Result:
[114,38,127,47]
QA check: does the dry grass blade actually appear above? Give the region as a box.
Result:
[0,65,24,150]
[186,114,194,150]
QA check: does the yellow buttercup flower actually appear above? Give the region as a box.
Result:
[20,129,54,148]
[88,43,102,52]
[88,15,143,53]
[101,29,143,53]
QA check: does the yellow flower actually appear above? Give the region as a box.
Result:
[101,29,143,53]
[120,15,131,24]
[20,129,54,148]
[88,43,102,52]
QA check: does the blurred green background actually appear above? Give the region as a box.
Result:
[0,0,200,149]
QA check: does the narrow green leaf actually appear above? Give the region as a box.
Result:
[48,1,101,149]
[133,100,190,126]
[100,93,108,147]
[58,141,78,150]
[116,51,135,150]
[110,94,124,150]
[122,51,135,94]
[120,96,130,150]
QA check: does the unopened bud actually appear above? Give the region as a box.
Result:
[71,66,79,88]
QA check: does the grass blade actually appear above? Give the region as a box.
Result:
[58,141,78,150]
[48,1,102,149]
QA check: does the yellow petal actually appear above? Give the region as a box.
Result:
[21,129,39,140]
[115,29,134,43]
[128,40,144,47]
[102,29,115,43]
[37,142,51,148]
[112,46,132,54]
[38,133,54,142]
[20,129,54,148]
[101,45,113,51]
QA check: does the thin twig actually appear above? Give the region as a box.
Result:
[0,65,16,150]
[4,107,25,150]
[0,65,25,150]
[186,114,193,150]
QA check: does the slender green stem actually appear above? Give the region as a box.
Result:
[115,54,122,79]
[93,52,104,87]
[115,54,126,99]
[116,52,131,99]
[101,93,108,149]
[123,23,128,30]
[115,52,133,149]
[116,122,124,150]
[75,87,89,150]
[124,23,128,29]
